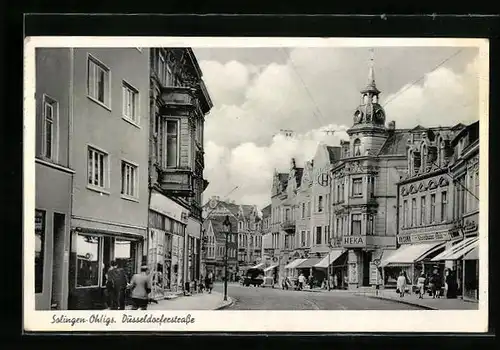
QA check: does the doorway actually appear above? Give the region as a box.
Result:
[51,213,66,310]
[362,251,372,286]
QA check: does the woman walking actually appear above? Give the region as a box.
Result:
[205,271,214,294]
[396,271,407,298]
[128,266,152,310]
[416,273,426,299]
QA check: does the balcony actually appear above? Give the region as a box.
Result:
[156,166,195,197]
[281,220,296,232]
[160,86,198,113]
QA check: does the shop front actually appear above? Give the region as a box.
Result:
[148,191,189,297]
[380,241,448,290]
[314,249,348,289]
[68,223,145,310]
[35,160,73,310]
[296,257,322,287]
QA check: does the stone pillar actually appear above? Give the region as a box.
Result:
[347,249,360,290]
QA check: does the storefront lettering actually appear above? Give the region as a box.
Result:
[343,236,365,247]
[397,229,462,244]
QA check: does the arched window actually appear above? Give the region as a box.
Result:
[353,139,361,157]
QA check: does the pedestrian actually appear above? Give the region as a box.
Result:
[106,260,129,310]
[445,269,458,299]
[429,269,440,299]
[128,266,152,310]
[416,272,426,299]
[333,274,338,290]
[298,273,306,291]
[396,271,407,297]
[198,276,205,293]
[205,271,214,294]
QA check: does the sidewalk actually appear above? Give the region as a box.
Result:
[353,289,479,310]
[140,291,233,311]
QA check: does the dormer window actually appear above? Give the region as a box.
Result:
[353,139,361,157]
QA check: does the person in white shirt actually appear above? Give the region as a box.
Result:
[416,273,426,299]
[298,273,306,290]
[397,271,407,297]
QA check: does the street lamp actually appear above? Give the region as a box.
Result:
[222,215,232,301]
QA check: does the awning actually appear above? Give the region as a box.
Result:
[285,258,307,269]
[314,250,347,268]
[264,264,278,272]
[431,237,479,261]
[296,257,322,269]
[380,241,446,267]
[249,262,265,270]
[464,246,479,260]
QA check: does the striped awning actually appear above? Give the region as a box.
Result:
[285,258,307,269]
[464,246,479,260]
[314,250,347,268]
[380,241,446,267]
[431,237,479,261]
[296,257,322,269]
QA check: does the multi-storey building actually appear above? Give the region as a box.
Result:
[383,124,466,288]
[35,48,74,310]
[66,48,151,309]
[147,48,213,297]
[330,60,410,290]
[293,160,313,260]
[203,216,238,281]
[260,204,273,263]
[202,197,262,274]
[448,121,479,301]
[270,159,304,282]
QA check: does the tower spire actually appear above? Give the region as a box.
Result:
[361,48,380,94]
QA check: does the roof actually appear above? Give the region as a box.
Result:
[261,204,272,217]
[209,217,238,243]
[378,130,411,156]
[241,204,254,219]
[326,146,341,163]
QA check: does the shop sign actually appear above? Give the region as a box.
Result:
[369,262,381,285]
[397,230,458,244]
[150,192,189,223]
[343,235,366,248]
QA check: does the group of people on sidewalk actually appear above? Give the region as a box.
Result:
[281,273,345,291]
[396,268,459,300]
[104,261,154,311]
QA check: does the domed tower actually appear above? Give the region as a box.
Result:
[347,50,389,157]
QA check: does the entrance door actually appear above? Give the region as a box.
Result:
[362,251,371,286]
[51,213,66,310]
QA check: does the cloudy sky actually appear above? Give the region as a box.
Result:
[193,46,480,209]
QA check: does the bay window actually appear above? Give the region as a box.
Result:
[351,214,362,236]
[352,178,362,196]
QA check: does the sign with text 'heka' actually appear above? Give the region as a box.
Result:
[343,235,366,248]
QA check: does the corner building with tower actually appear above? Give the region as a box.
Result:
[330,60,410,289]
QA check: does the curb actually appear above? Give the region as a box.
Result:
[215,296,234,310]
[354,293,436,310]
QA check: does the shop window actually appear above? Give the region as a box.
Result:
[76,234,100,288]
[115,239,136,281]
[35,210,46,294]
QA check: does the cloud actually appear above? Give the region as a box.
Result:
[199,47,480,208]
[203,124,349,208]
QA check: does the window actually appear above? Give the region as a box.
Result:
[352,178,363,196]
[430,194,436,223]
[318,196,324,212]
[337,184,341,202]
[301,231,306,247]
[114,239,137,282]
[76,234,100,287]
[351,214,362,235]
[307,202,311,217]
[316,227,322,245]
[35,210,45,294]
[158,53,166,85]
[306,230,311,246]
[341,183,345,201]
[354,139,361,156]
[367,214,374,235]
[121,161,138,198]
[420,196,426,225]
[122,82,139,124]
[87,56,110,106]
[368,176,375,198]
[411,198,417,227]
[301,203,305,218]
[42,96,58,160]
[441,191,448,222]
[87,147,108,189]
[164,119,179,168]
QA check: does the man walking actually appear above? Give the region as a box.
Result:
[107,260,129,310]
